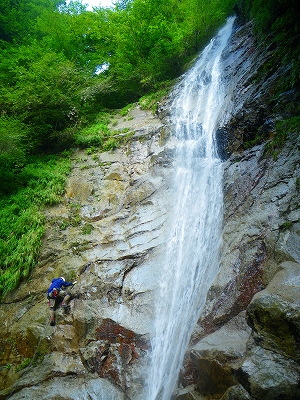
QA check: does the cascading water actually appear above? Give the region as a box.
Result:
[146,17,235,400]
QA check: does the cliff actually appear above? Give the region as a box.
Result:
[0,18,299,400]
[0,107,173,399]
[176,19,300,400]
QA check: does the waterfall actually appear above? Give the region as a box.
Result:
[146,17,235,400]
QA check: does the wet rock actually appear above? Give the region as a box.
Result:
[217,21,298,157]
[185,132,299,398]
[235,345,300,400]
[220,384,251,400]
[192,131,300,344]
[246,261,300,361]
[189,313,251,397]
[6,376,127,400]
[79,319,150,394]
[175,385,203,399]
[180,18,300,400]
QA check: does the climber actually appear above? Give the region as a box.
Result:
[47,276,77,326]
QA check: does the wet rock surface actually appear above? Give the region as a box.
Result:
[179,18,300,400]
[216,20,300,159]
[190,312,251,397]
[246,261,300,361]
[183,135,300,400]
[235,343,300,400]
[0,106,174,399]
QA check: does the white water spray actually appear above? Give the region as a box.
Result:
[146,17,235,400]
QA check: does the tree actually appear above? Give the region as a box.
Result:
[0,116,27,193]
[0,0,62,44]
[0,45,85,152]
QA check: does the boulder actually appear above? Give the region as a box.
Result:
[6,376,127,400]
[235,345,300,400]
[220,384,251,400]
[246,261,300,361]
[190,312,251,397]
[175,385,203,399]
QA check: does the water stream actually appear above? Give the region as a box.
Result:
[146,17,235,400]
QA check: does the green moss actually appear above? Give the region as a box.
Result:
[65,270,77,282]
[276,116,300,136]
[86,146,98,155]
[139,81,173,112]
[237,0,300,90]
[103,138,117,151]
[280,221,293,231]
[265,116,300,158]
[81,224,94,235]
[16,357,31,372]
[244,134,264,150]
[119,103,133,116]
[79,164,91,170]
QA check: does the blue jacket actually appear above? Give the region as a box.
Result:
[47,277,73,296]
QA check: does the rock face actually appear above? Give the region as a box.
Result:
[246,261,300,362]
[177,17,300,400]
[0,108,175,399]
[0,17,300,400]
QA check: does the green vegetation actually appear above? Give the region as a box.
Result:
[0,154,71,298]
[236,0,300,91]
[81,224,94,235]
[265,115,300,158]
[236,0,300,153]
[139,81,174,113]
[280,221,293,231]
[119,104,134,117]
[0,0,237,152]
[15,351,45,372]
[16,357,31,372]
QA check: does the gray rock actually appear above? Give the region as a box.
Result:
[192,132,300,342]
[180,19,300,400]
[235,346,300,400]
[247,261,300,361]
[190,313,251,397]
[0,106,172,400]
[175,385,204,399]
[7,376,128,400]
[220,384,251,400]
